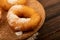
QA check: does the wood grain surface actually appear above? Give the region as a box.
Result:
[35,0,60,40]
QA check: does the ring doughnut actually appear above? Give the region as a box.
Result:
[0,0,26,10]
[7,5,41,31]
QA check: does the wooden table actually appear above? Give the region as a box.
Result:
[35,0,60,40]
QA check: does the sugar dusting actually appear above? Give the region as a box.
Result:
[8,12,18,20]
[17,18,31,23]
[10,5,23,11]
[11,5,23,9]
[8,0,18,4]
[7,12,18,25]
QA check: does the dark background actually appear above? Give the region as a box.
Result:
[36,0,60,40]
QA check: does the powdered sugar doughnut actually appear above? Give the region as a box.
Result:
[7,5,41,31]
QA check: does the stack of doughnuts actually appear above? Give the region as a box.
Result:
[0,0,41,31]
[0,0,45,40]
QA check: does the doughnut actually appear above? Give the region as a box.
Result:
[7,5,41,31]
[0,0,26,10]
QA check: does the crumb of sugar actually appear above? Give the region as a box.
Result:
[15,31,23,36]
